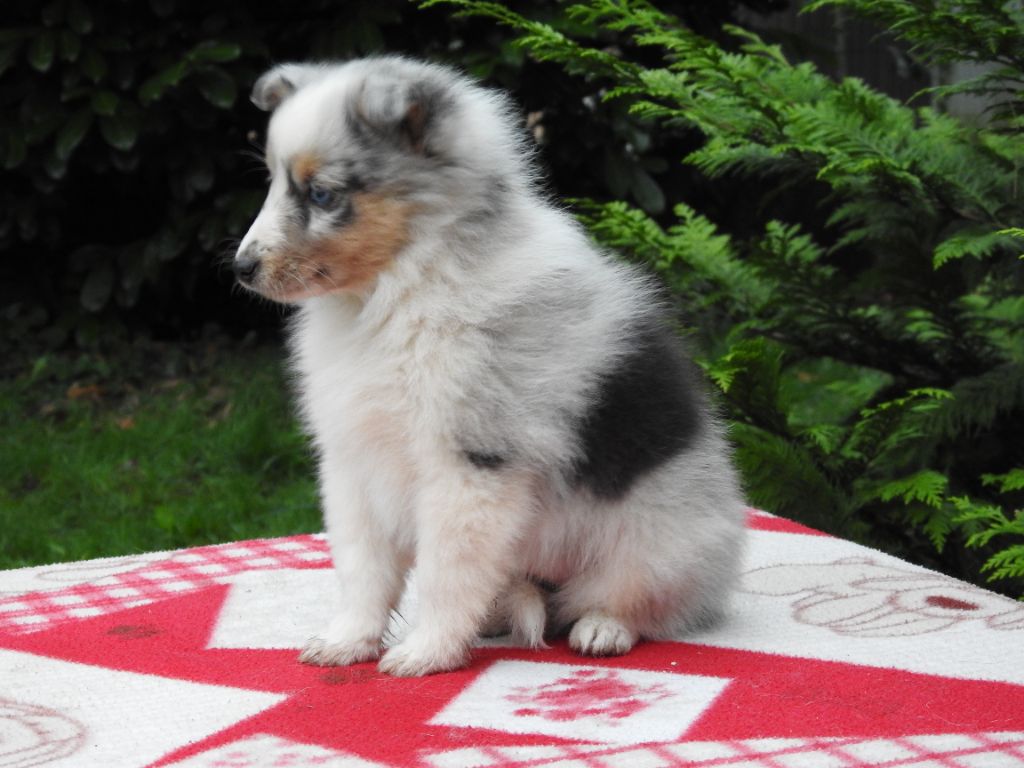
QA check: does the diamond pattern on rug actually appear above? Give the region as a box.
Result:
[424,732,1024,767]
[0,535,330,635]
[166,734,389,767]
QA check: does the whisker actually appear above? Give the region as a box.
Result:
[239,147,266,164]
[284,263,316,297]
[291,253,344,291]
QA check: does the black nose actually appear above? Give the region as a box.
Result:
[233,250,261,283]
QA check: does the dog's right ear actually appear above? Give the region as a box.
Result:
[251,64,326,112]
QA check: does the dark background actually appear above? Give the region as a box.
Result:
[3,0,934,353]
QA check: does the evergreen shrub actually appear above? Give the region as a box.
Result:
[426,0,1024,595]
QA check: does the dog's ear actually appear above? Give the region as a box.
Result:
[353,74,449,154]
[251,63,326,112]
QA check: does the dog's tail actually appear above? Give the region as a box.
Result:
[506,578,549,649]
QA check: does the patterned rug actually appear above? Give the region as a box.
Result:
[2,511,1023,767]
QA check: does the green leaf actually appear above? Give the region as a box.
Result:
[90,90,119,116]
[81,48,107,82]
[58,29,81,62]
[185,158,214,193]
[28,30,56,72]
[934,226,1017,268]
[873,470,948,509]
[903,503,957,553]
[55,108,92,161]
[40,0,64,27]
[196,66,237,108]
[0,42,21,77]
[189,40,242,64]
[143,229,189,263]
[629,165,665,214]
[982,469,1024,494]
[705,338,788,433]
[4,131,26,169]
[981,544,1024,581]
[67,0,94,35]
[801,423,846,455]
[22,106,63,145]
[603,150,631,198]
[80,261,115,312]
[99,112,139,151]
[42,151,67,180]
[138,61,187,104]
[730,421,853,536]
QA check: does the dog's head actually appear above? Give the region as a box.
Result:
[235,57,520,302]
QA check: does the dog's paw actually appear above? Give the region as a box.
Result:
[299,635,381,667]
[378,633,469,677]
[568,614,637,657]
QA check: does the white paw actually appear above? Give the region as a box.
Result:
[568,614,637,657]
[378,632,469,677]
[298,635,380,667]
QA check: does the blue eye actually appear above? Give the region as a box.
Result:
[309,185,335,207]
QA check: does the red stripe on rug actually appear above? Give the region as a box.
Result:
[747,510,830,537]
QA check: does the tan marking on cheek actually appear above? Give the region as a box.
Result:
[292,152,321,184]
[311,191,416,292]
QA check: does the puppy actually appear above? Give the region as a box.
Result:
[235,56,747,677]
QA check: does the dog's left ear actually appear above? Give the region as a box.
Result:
[354,75,448,154]
[251,63,327,112]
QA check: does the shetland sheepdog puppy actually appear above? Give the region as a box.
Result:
[235,56,746,677]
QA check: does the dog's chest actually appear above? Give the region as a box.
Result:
[297,303,476,459]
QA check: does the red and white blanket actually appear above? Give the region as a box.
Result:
[3,510,1023,767]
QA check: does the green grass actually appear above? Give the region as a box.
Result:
[0,342,320,569]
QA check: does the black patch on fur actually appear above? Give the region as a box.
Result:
[464,451,506,470]
[532,578,559,593]
[571,320,704,500]
[346,173,366,193]
[326,198,355,230]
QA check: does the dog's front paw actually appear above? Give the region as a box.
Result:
[569,614,637,657]
[378,633,469,677]
[299,635,381,667]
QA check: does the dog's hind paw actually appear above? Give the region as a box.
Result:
[299,635,380,667]
[568,613,637,657]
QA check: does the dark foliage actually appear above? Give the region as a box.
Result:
[0,0,783,347]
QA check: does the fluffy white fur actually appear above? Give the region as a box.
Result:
[236,56,747,677]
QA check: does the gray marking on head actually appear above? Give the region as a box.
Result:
[284,171,311,230]
[346,66,454,157]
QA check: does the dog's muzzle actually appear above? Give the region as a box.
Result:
[234,244,262,285]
